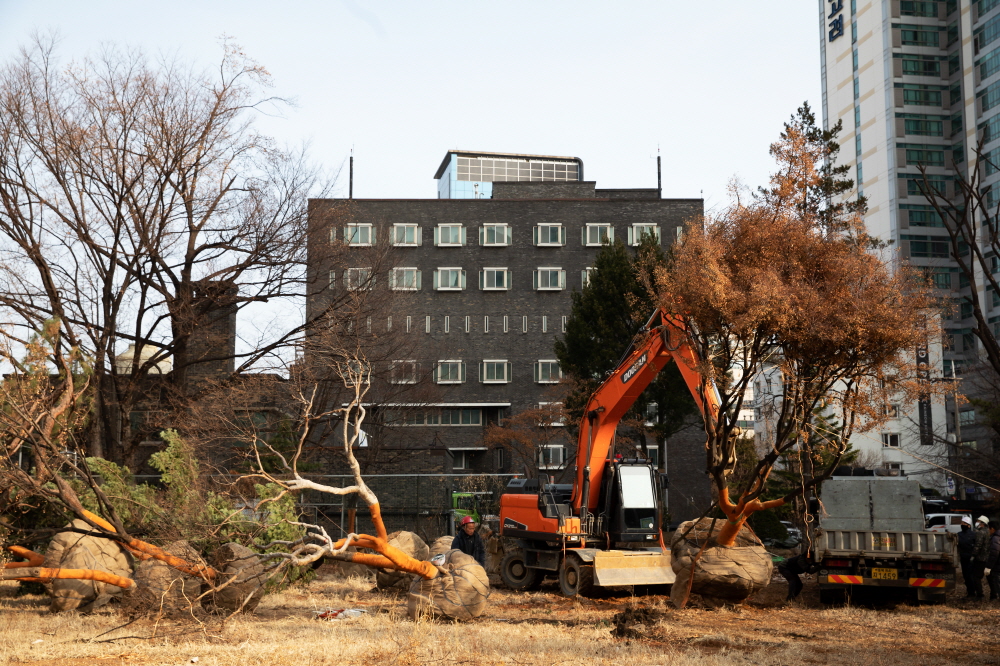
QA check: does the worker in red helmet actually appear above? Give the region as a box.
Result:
[452,515,486,568]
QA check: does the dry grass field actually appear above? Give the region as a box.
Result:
[2,568,998,666]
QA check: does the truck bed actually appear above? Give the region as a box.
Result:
[816,528,954,560]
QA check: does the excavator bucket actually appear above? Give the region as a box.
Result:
[591,550,675,586]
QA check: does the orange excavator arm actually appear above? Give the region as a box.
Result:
[571,308,722,512]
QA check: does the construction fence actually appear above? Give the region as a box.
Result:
[296,474,521,544]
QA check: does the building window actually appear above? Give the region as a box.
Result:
[539,445,566,469]
[465,315,470,333]
[538,402,566,426]
[434,224,465,246]
[882,433,901,447]
[628,224,660,245]
[329,270,336,288]
[901,1,939,17]
[345,267,374,290]
[390,410,441,426]
[901,57,941,76]
[522,315,528,332]
[582,267,596,287]
[561,315,567,333]
[452,450,471,470]
[444,316,450,333]
[480,360,511,383]
[495,448,505,469]
[534,224,566,246]
[455,156,579,182]
[390,360,418,384]
[959,409,976,426]
[900,24,941,47]
[425,315,431,333]
[441,408,482,425]
[433,268,466,290]
[480,268,511,290]
[345,223,374,246]
[390,268,421,290]
[904,146,945,166]
[534,360,562,383]
[503,315,509,333]
[435,360,466,384]
[484,315,489,333]
[533,268,566,291]
[480,224,512,246]
[392,224,420,246]
[542,316,548,333]
[903,234,950,258]
[406,315,412,332]
[584,224,612,246]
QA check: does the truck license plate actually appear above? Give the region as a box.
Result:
[871,568,898,580]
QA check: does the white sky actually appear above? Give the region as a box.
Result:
[0,1,822,212]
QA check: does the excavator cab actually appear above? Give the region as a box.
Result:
[595,460,662,544]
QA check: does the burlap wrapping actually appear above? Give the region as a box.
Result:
[204,542,268,613]
[123,540,205,616]
[43,519,133,612]
[407,549,490,620]
[375,531,430,590]
[669,517,773,608]
[428,535,454,558]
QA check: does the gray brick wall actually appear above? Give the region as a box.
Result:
[307,189,703,480]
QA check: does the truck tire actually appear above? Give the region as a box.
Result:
[500,551,542,591]
[558,555,595,597]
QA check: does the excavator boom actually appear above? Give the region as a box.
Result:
[572,309,721,511]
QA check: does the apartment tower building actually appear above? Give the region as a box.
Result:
[819,0,995,493]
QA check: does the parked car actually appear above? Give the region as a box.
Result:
[925,513,970,533]
[780,520,803,543]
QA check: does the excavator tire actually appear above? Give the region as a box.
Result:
[558,554,594,597]
[500,551,543,591]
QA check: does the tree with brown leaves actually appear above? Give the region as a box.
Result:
[651,105,946,547]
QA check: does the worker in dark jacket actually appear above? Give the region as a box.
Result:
[452,515,486,568]
[985,519,1000,602]
[958,516,978,599]
[970,515,992,599]
[778,551,817,601]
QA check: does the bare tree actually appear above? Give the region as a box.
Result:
[0,37,342,466]
[483,401,572,480]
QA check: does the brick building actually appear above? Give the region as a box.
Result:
[306,150,703,496]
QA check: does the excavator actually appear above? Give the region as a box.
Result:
[498,308,724,596]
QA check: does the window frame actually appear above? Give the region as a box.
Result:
[533,267,566,291]
[480,359,512,384]
[480,267,511,291]
[434,267,466,291]
[392,223,421,247]
[881,432,901,447]
[534,224,566,247]
[390,360,418,385]
[537,402,566,427]
[345,223,374,246]
[435,360,466,384]
[534,360,562,383]
[435,224,465,247]
[390,267,421,291]
[345,267,374,291]
[584,223,613,246]
[538,444,567,469]
[628,223,661,246]
[480,223,512,246]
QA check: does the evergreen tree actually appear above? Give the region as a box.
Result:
[554,236,698,458]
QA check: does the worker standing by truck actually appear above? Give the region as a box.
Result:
[971,515,992,599]
[958,516,978,599]
[986,520,1000,602]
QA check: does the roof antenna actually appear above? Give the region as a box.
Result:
[657,144,662,199]
[349,146,354,200]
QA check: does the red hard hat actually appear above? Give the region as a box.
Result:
[460,516,475,526]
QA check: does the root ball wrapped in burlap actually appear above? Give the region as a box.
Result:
[123,540,205,616]
[669,517,773,608]
[407,549,490,620]
[204,542,268,613]
[43,519,133,612]
[428,535,454,558]
[375,531,430,590]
